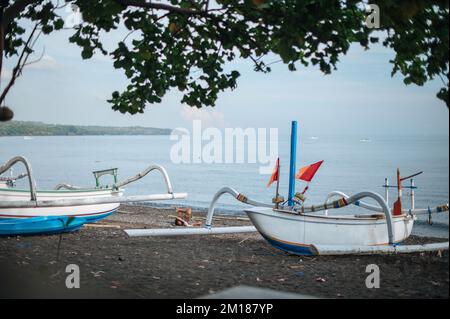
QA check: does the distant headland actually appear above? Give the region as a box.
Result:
[0,121,172,136]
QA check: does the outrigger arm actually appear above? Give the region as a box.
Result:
[54,164,175,194]
[324,191,449,217]
[205,186,273,227]
[113,164,174,194]
[0,156,37,201]
[0,156,187,208]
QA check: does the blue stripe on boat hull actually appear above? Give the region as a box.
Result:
[0,208,117,236]
[82,209,116,222]
[0,216,86,236]
[260,233,314,256]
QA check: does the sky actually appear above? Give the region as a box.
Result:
[2,7,449,137]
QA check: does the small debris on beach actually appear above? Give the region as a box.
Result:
[430,281,441,286]
[315,277,327,283]
[288,265,304,270]
[91,271,105,278]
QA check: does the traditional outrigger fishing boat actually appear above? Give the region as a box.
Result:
[125,121,449,256]
[0,156,187,235]
[244,196,435,255]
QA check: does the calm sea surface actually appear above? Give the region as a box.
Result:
[0,134,448,238]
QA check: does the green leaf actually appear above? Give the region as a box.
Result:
[81,48,94,59]
[54,19,64,30]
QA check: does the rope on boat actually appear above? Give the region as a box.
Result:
[54,183,82,190]
[0,156,37,201]
[323,191,449,216]
[0,173,28,182]
[323,190,396,215]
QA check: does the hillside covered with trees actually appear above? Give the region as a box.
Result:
[0,121,171,136]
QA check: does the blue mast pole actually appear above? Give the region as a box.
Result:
[288,120,298,206]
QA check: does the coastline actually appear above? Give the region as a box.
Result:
[0,204,448,299]
[0,121,172,136]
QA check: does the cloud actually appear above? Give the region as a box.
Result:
[94,94,109,102]
[92,52,114,64]
[181,105,229,128]
[26,55,61,71]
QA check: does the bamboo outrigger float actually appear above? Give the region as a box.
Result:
[0,156,187,235]
[125,121,449,256]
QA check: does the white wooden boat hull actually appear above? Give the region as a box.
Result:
[0,188,122,222]
[0,204,120,221]
[245,207,415,255]
[0,188,118,201]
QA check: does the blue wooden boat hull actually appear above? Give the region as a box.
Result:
[0,216,87,236]
[80,209,116,222]
[260,233,314,255]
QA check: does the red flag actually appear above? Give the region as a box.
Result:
[296,160,324,182]
[266,158,280,188]
[393,200,402,216]
[393,168,402,216]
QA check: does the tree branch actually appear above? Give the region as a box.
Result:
[3,0,42,27]
[0,23,39,104]
[115,0,208,16]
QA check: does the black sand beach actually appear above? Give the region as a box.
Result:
[0,205,448,299]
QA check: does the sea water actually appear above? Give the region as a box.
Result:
[0,134,448,238]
